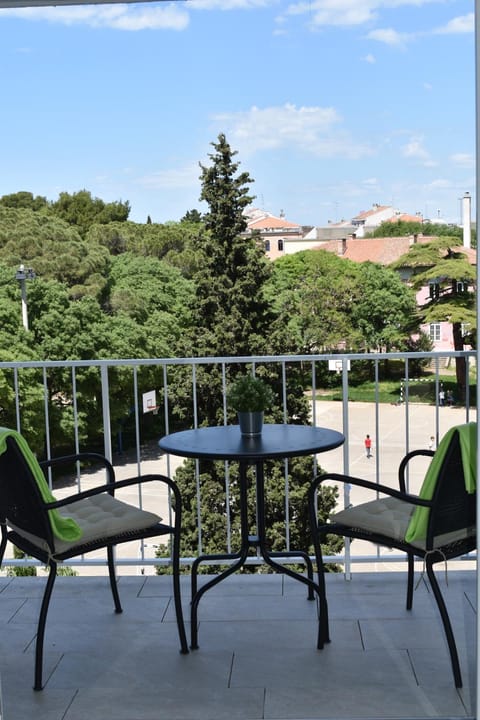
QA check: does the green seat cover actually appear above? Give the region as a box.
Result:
[405,422,476,543]
[0,428,82,542]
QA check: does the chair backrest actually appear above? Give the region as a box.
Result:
[406,423,476,547]
[0,436,54,548]
[428,429,476,542]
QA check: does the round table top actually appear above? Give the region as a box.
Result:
[159,423,344,462]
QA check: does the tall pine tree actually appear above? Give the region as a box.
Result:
[161,134,340,570]
[192,132,272,358]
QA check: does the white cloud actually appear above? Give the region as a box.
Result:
[363,53,376,63]
[283,0,377,27]
[275,0,471,41]
[0,3,190,31]
[402,135,436,166]
[189,0,273,9]
[137,164,200,190]
[450,153,474,169]
[433,13,474,35]
[422,178,452,192]
[363,177,379,187]
[366,27,411,48]
[212,103,373,159]
[277,0,447,30]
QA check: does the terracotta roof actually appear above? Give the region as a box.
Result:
[387,213,423,223]
[247,215,301,230]
[315,236,438,265]
[352,205,392,221]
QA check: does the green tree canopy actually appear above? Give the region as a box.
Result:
[0,191,48,211]
[351,261,419,351]
[0,206,111,299]
[191,133,273,357]
[266,250,419,354]
[370,219,475,245]
[391,237,476,393]
[50,190,130,238]
[107,252,194,356]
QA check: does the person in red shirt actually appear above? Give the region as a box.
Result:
[364,434,372,458]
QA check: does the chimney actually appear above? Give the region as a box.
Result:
[338,237,347,255]
[462,192,471,249]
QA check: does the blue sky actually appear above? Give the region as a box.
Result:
[0,0,475,227]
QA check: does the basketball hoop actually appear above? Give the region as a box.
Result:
[142,390,157,414]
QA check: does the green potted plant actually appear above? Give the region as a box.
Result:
[228,374,275,436]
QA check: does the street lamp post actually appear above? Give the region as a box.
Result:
[15,264,36,331]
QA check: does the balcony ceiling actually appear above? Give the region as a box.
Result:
[0,0,173,6]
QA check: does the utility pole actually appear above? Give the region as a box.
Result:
[15,264,35,330]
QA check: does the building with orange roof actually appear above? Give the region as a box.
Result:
[351,204,398,236]
[242,209,306,260]
[315,234,476,353]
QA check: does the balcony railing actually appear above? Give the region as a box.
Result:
[0,349,476,573]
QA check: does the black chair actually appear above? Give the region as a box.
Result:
[0,431,189,690]
[308,423,476,687]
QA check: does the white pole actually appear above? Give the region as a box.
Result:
[15,264,35,331]
[474,2,479,714]
[20,277,28,330]
[462,192,472,249]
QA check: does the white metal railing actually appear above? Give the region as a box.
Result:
[0,349,476,573]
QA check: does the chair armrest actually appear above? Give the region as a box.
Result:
[398,449,434,493]
[309,472,432,508]
[40,452,116,486]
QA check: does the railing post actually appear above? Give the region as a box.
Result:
[101,364,113,463]
[474,1,480,711]
[341,358,352,580]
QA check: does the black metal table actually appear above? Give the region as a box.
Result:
[159,423,344,649]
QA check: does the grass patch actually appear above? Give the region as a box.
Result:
[315,375,475,406]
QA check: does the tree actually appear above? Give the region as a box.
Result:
[265,250,419,355]
[371,219,475,245]
[0,191,48,212]
[266,250,362,353]
[391,238,476,396]
[351,262,419,352]
[107,252,194,354]
[87,219,205,278]
[50,190,130,238]
[181,209,203,223]
[164,136,339,570]
[0,206,111,299]
[191,132,272,358]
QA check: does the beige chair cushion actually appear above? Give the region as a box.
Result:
[332,497,413,542]
[9,493,162,557]
[330,496,474,551]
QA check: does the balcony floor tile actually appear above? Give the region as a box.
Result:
[0,570,475,720]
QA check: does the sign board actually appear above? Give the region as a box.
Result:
[328,360,351,372]
[142,390,157,414]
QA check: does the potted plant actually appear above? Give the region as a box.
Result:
[228,374,275,436]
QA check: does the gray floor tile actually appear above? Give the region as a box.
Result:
[0,571,475,720]
[65,686,265,720]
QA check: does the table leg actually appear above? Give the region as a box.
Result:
[190,547,249,649]
[254,460,330,646]
[190,459,252,649]
[190,457,330,650]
